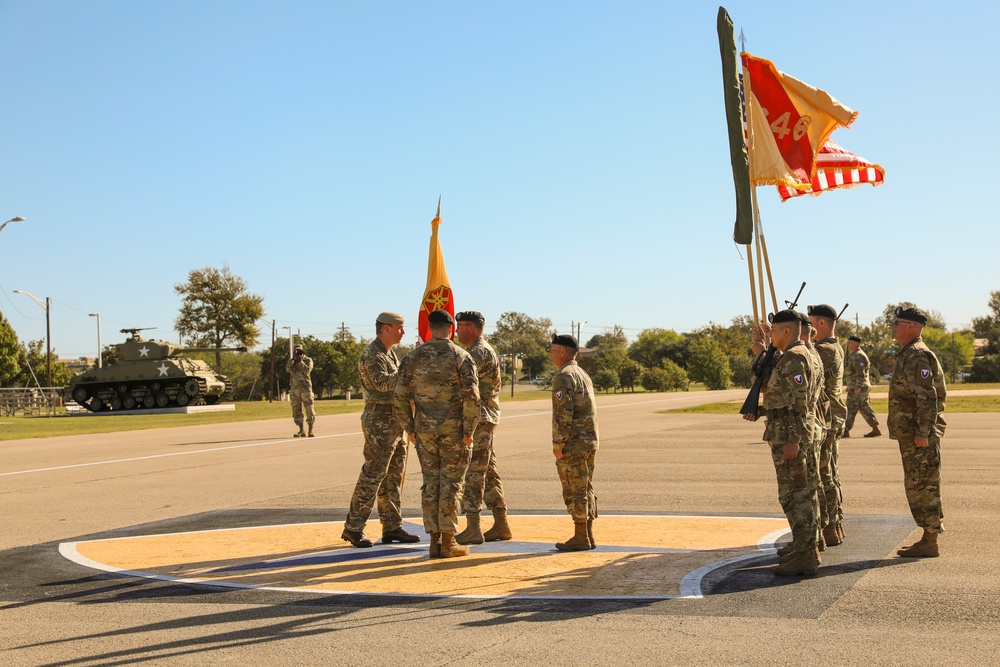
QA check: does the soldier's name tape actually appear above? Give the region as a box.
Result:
[60,514,789,600]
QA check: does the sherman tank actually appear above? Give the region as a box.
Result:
[67,328,247,412]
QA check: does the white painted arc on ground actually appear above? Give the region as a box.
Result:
[57,516,791,601]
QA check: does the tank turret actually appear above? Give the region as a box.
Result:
[66,329,248,412]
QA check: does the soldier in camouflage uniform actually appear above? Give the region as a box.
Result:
[342,312,420,548]
[454,311,512,545]
[286,345,316,438]
[844,334,881,438]
[746,311,819,575]
[549,333,599,552]
[394,309,480,558]
[809,304,848,547]
[889,306,946,558]
[798,314,825,553]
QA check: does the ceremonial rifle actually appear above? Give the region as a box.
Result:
[739,282,806,417]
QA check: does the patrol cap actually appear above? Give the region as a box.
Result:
[895,306,928,325]
[427,309,455,325]
[768,309,800,325]
[455,311,485,326]
[848,334,862,343]
[807,304,838,319]
[550,333,579,350]
[376,311,405,325]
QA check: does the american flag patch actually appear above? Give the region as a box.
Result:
[921,369,931,379]
[793,374,804,385]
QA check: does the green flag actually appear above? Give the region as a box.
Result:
[717,6,753,245]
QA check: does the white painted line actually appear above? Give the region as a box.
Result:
[0,431,362,477]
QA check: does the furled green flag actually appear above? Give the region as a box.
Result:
[717,6,753,245]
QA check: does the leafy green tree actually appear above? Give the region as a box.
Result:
[0,311,21,386]
[618,359,642,392]
[332,336,365,394]
[972,290,1000,355]
[593,368,619,394]
[921,328,975,380]
[686,337,731,390]
[641,361,688,392]
[488,311,552,378]
[729,353,754,389]
[628,328,686,369]
[691,316,754,358]
[970,354,1000,383]
[13,340,73,387]
[174,264,264,372]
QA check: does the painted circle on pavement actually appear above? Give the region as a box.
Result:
[60,514,789,600]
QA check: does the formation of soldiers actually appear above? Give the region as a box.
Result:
[290,302,944,573]
[747,303,947,576]
[339,309,598,557]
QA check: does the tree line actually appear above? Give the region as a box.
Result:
[2,263,997,393]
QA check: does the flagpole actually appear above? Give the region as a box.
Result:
[741,46,779,317]
[746,245,759,325]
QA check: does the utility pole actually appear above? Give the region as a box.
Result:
[269,319,276,402]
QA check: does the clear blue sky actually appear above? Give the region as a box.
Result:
[2,1,996,359]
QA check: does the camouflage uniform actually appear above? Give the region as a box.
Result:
[761,340,817,553]
[286,355,316,428]
[815,337,847,528]
[552,360,599,522]
[888,335,946,533]
[803,340,825,543]
[460,337,506,514]
[394,337,480,535]
[345,338,407,533]
[846,346,880,432]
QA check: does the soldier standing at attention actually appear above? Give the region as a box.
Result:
[549,333,599,552]
[454,311,512,545]
[889,306,947,558]
[342,312,420,548]
[394,309,480,558]
[844,334,882,438]
[808,304,848,548]
[286,345,316,438]
[745,310,819,576]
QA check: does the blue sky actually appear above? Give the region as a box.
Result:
[1,1,997,360]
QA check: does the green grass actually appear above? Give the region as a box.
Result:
[0,386,556,441]
[662,395,1000,415]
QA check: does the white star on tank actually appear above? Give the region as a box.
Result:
[157,364,169,376]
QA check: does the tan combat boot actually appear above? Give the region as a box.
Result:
[307,422,315,437]
[556,522,592,552]
[483,508,513,542]
[776,542,794,557]
[587,518,596,549]
[455,512,484,545]
[294,425,306,438]
[439,532,470,558]
[428,532,441,558]
[823,524,843,546]
[774,547,820,576]
[863,426,882,438]
[897,530,939,558]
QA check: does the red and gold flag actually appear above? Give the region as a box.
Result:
[417,202,455,342]
[741,53,858,192]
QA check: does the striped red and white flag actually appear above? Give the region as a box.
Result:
[777,140,884,201]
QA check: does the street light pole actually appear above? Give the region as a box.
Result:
[282,326,292,359]
[89,313,102,368]
[0,216,26,236]
[13,290,51,387]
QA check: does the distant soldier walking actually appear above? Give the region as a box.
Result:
[394,309,480,558]
[342,312,420,548]
[844,334,881,438]
[286,345,315,438]
[889,306,947,558]
[454,311,512,545]
[549,333,599,552]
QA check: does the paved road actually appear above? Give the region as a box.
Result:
[2,390,998,666]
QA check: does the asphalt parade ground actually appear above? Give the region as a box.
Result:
[2,390,999,666]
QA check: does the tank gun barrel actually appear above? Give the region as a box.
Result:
[169,346,248,356]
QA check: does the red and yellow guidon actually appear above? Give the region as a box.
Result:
[60,514,789,600]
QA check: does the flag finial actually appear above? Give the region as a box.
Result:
[738,27,746,52]
[436,195,441,219]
